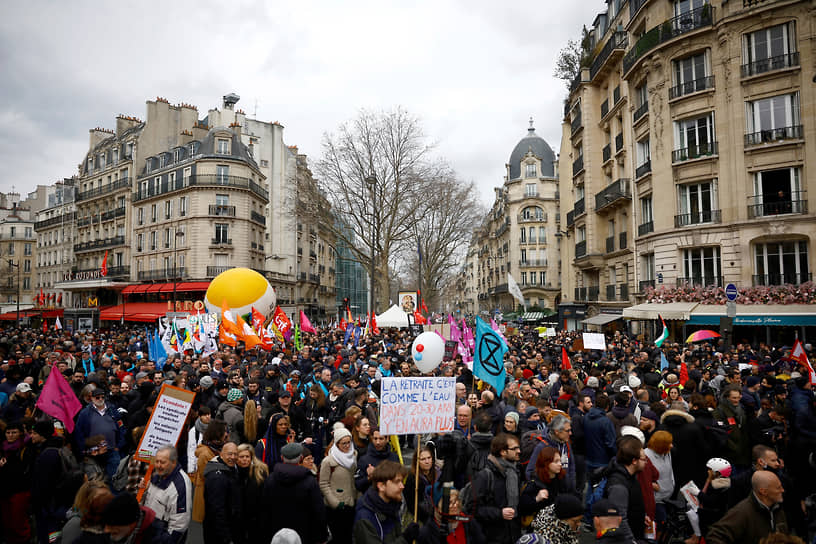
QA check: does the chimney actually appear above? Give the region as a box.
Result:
[116,115,142,136]
[223,93,240,110]
[89,127,113,149]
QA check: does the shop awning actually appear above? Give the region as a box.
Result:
[0,310,41,320]
[687,304,816,326]
[121,285,139,295]
[99,302,168,322]
[521,312,544,321]
[176,282,210,291]
[582,313,622,326]
[131,285,151,294]
[623,302,699,321]
[42,309,64,318]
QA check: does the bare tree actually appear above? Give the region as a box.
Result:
[314,107,441,311]
[553,26,593,87]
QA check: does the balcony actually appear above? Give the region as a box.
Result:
[101,207,126,222]
[606,236,615,253]
[589,286,600,300]
[211,238,232,246]
[606,284,616,300]
[619,283,629,300]
[519,259,548,268]
[71,265,129,279]
[638,221,654,236]
[139,268,186,281]
[639,279,656,292]
[630,0,648,18]
[752,273,812,286]
[595,178,632,211]
[747,192,808,218]
[572,156,584,177]
[208,205,236,217]
[633,101,648,123]
[132,174,269,202]
[308,274,320,284]
[623,5,714,75]
[674,209,721,227]
[489,283,508,295]
[251,210,266,225]
[672,141,718,162]
[635,160,651,179]
[575,240,587,258]
[677,276,723,288]
[744,125,803,146]
[494,221,509,238]
[615,132,624,153]
[602,144,612,163]
[76,178,130,202]
[73,235,125,253]
[619,232,627,250]
[575,287,586,301]
[741,51,799,78]
[77,217,92,228]
[574,198,585,217]
[590,31,628,81]
[571,113,583,136]
[518,212,546,223]
[34,212,76,231]
[669,75,715,100]
[601,99,609,119]
[566,210,575,227]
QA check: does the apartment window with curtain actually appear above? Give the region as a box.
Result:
[150,231,157,251]
[539,227,546,242]
[743,22,797,76]
[640,196,653,231]
[636,138,651,177]
[525,183,538,196]
[674,112,716,161]
[216,165,229,184]
[751,167,803,217]
[214,224,229,243]
[674,0,706,16]
[137,233,143,252]
[682,246,721,286]
[754,240,809,286]
[528,227,536,244]
[672,50,711,98]
[521,272,527,285]
[525,164,537,178]
[677,180,718,226]
[745,93,800,144]
[539,271,546,285]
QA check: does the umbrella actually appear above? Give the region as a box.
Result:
[685,330,721,343]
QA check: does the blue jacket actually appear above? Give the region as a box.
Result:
[583,407,618,469]
[74,402,126,456]
[790,386,816,440]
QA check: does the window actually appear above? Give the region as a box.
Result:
[672,51,710,97]
[577,226,586,242]
[636,138,651,177]
[215,194,230,206]
[7,243,14,256]
[182,167,191,185]
[525,183,537,197]
[525,164,537,178]
[520,249,527,263]
[520,228,526,243]
[177,226,185,246]
[539,227,546,242]
[678,181,717,225]
[608,219,616,237]
[164,228,171,248]
[118,196,126,209]
[751,168,803,216]
[23,278,30,290]
[217,138,230,154]
[216,165,229,184]
[745,93,800,144]
[521,272,527,285]
[179,196,187,217]
[528,227,536,244]
[674,112,716,160]
[674,0,706,16]
[24,227,32,238]
[539,271,546,285]
[168,172,176,190]
[24,243,31,256]
[683,246,721,286]
[164,200,172,219]
[529,271,537,285]
[214,224,229,244]
[23,260,30,273]
[151,204,157,222]
[754,241,809,285]
[214,253,229,267]
[137,233,143,252]
[174,149,182,163]
[743,22,796,76]
[522,206,543,221]
[138,207,144,225]
[634,82,648,117]
[150,231,157,251]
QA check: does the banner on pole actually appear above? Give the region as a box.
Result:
[379,377,455,435]
[135,384,196,462]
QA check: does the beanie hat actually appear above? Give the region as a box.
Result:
[525,406,539,419]
[333,427,351,442]
[33,420,54,438]
[746,376,760,387]
[628,375,642,389]
[199,375,214,389]
[281,442,304,461]
[227,388,243,402]
[586,376,599,388]
[505,412,519,425]
[522,368,534,380]
[103,493,141,526]
[554,494,584,520]
[642,410,659,423]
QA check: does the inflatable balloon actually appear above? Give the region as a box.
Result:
[204,267,276,317]
[411,332,445,373]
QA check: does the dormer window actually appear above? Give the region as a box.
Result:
[160,154,168,168]
[525,163,537,178]
[174,148,182,163]
[217,138,230,154]
[145,159,152,173]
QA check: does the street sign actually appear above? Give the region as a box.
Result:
[725,283,738,302]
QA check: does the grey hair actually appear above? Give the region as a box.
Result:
[549,414,570,432]
[156,444,178,463]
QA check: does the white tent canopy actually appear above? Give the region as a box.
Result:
[375,305,410,328]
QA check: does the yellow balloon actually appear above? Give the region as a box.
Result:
[205,268,276,317]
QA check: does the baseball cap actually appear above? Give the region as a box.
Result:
[16,382,32,393]
[620,385,633,394]
[591,499,621,517]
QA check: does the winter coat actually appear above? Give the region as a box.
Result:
[217,401,244,443]
[518,474,575,517]
[659,409,708,488]
[263,462,328,543]
[645,449,674,503]
[191,443,218,523]
[354,443,399,492]
[526,432,576,488]
[0,438,34,496]
[319,451,358,509]
[637,455,659,520]
[583,407,617,469]
[698,477,731,535]
[73,402,125,458]
[417,517,486,544]
[236,466,266,544]
[706,493,788,544]
[126,506,175,544]
[142,464,193,542]
[472,458,522,543]
[790,386,816,441]
[607,405,638,437]
[530,503,580,544]
[466,432,493,478]
[202,456,242,544]
[605,459,646,543]
[352,487,411,544]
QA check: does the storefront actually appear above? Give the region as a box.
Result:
[686,304,816,345]
[622,302,699,343]
[558,304,587,331]
[582,308,625,333]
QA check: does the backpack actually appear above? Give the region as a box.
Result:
[520,430,546,468]
[585,467,609,519]
[467,445,489,478]
[112,453,133,491]
[460,468,493,515]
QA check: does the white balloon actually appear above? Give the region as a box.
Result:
[411,332,445,373]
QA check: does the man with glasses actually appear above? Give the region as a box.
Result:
[470,433,522,543]
[605,435,649,543]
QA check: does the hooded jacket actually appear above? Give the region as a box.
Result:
[353,486,410,544]
[583,407,617,469]
[659,409,708,488]
[355,442,398,492]
[467,432,493,477]
[605,458,646,543]
[264,462,328,543]
[216,400,244,443]
[202,456,241,544]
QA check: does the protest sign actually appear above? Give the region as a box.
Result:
[582,332,606,350]
[379,377,455,435]
[443,340,457,361]
[135,384,196,463]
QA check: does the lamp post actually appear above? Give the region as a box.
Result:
[365,173,377,315]
[172,228,184,312]
[7,259,19,327]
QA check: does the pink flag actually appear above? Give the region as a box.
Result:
[448,315,462,343]
[458,340,473,369]
[490,318,508,343]
[36,366,82,433]
[300,310,316,334]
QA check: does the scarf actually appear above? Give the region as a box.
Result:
[2,437,25,454]
[329,443,356,470]
[488,454,519,509]
[194,418,208,441]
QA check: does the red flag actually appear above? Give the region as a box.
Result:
[561,345,572,370]
[792,339,816,385]
[57,293,62,305]
[272,306,292,337]
[43,320,48,333]
[413,310,427,325]
[300,310,316,334]
[371,311,380,335]
[101,251,108,277]
[39,288,45,306]
[35,365,82,433]
[251,307,266,334]
[679,362,689,386]
[421,298,429,314]
[339,317,347,331]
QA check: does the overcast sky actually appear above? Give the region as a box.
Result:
[0,1,602,206]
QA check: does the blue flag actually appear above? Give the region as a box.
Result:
[343,324,354,345]
[660,350,669,371]
[154,329,168,370]
[473,316,509,395]
[353,325,362,347]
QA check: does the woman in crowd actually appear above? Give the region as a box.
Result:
[352,415,371,456]
[192,419,228,524]
[503,411,521,439]
[236,443,268,544]
[404,445,439,524]
[645,430,675,530]
[236,398,258,445]
[520,446,574,524]
[61,481,112,544]
[257,413,292,470]
[0,422,35,544]
[319,427,358,544]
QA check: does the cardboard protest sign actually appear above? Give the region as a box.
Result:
[379,377,455,435]
[135,384,196,463]
[582,332,606,350]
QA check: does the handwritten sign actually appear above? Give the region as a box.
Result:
[135,384,195,462]
[582,332,606,350]
[379,377,455,435]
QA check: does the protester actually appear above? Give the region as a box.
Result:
[141,445,193,543]
[203,442,241,544]
[236,443,269,544]
[320,427,358,544]
[353,460,419,543]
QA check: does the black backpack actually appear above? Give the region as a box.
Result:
[460,468,493,515]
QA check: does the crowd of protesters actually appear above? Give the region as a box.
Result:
[0,321,815,544]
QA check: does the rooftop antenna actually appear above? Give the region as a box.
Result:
[254,98,258,118]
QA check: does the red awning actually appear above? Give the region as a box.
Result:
[132,285,151,294]
[176,281,210,291]
[121,285,139,295]
[146,284,165,293]
[0,310,41,321]
[42,309,64,318]
[159,283,177,293]
[99,302,168,322]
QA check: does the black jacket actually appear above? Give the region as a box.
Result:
[263,462,328,544]
[659,409,708,489]
[237,466,265,544]
[355,443,399,492]
[605,459,646,543]
[203,457,241,544]
[471,458,522,543]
